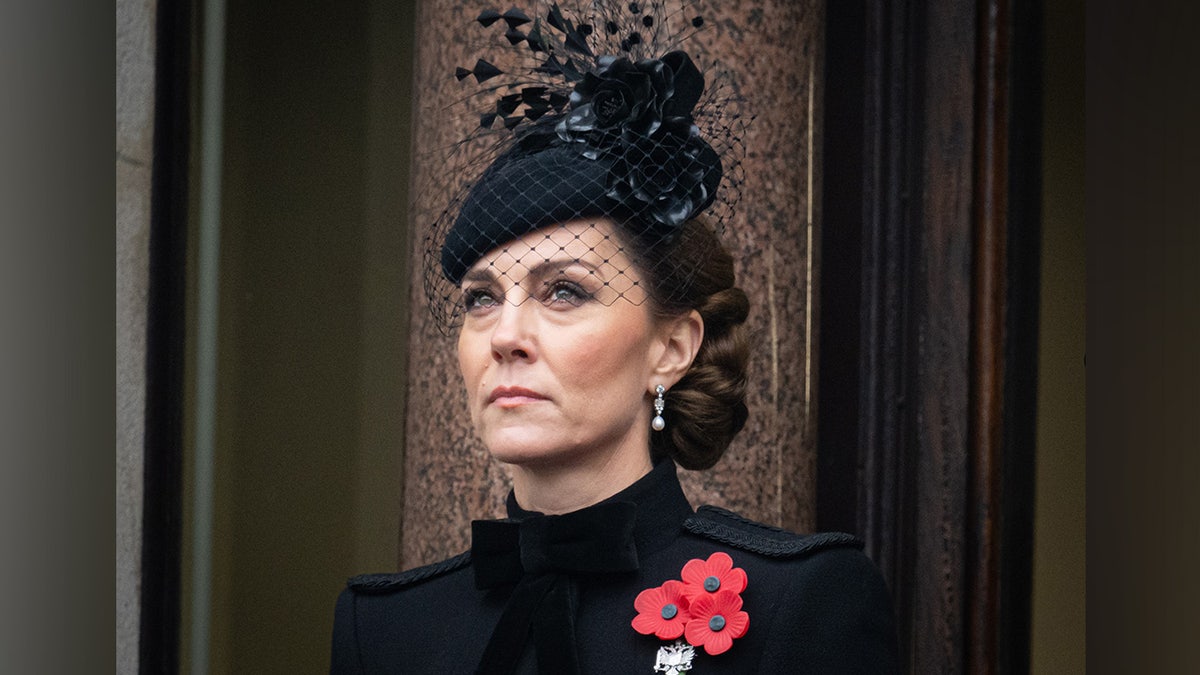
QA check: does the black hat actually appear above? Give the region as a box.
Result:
[440,94,723,285]
[441,144,613,285]
[424,2,744,331]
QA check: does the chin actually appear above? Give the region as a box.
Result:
[483,431,577,467]
[487,444,566,466]
[482,429,600,468]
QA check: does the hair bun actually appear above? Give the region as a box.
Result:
[647,221,750,470]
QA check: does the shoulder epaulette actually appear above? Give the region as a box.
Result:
[347,551,472,594]
[683,505,863,558]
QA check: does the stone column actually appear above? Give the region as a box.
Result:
[402,0,824,566]
[116,0,156,670]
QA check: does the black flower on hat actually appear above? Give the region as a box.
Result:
[606,120,717,232]
[556,54,672,149]
[555,50,712,230]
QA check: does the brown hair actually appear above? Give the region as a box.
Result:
[631,219,750,470]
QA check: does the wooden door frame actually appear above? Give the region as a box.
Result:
[818,1,1042,672]
[139,0,193,672]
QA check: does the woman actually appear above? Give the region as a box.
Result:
[332,3,898,672]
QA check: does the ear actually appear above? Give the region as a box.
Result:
[649,310,704,391]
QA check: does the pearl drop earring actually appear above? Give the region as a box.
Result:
[651,385,666,431]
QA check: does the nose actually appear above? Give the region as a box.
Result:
[490,299,535,363]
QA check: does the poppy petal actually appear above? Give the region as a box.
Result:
[703,630,734,655]
[725,611,750,638]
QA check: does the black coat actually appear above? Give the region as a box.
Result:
[330,461,899,673]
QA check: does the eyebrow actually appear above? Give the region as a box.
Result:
[460,256,607,287]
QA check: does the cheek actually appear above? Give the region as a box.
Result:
[457,332,488,428]
[557,324,653,391]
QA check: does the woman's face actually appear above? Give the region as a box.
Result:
[456,219,668,468]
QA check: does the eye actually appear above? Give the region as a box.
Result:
[544,280,592,307]
[462,287,500,312]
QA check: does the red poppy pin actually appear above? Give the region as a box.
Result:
[632,552,750,671]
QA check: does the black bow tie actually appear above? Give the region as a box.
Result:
[470,501,641,675]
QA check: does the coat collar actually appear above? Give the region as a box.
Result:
[504,459,695,559]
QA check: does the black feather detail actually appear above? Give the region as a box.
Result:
[524,105,550,121]
[526,26,547,52]
[521,86,548,104]
[455,66,472,81]
[476,9,501,27]
[496,93,521,115]
[560,57,583,81]
[564,28,592,56]
[501,7,531,28]
[471,59,504,83]
[546,4,565,31]
[504,27,526,45]
[533,54,565,76]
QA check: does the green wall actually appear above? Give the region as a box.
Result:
[1030,0,1085,671]
[184,2,415,672]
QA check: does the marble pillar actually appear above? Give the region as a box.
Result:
[402,0,824,567]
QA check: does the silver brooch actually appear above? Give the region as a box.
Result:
[653,639,696,674]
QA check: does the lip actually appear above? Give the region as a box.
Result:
[487,386,549,407]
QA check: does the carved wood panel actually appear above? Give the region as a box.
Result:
[818,1,1040,672]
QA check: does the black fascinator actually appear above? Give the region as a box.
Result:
[424,1,748,331]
